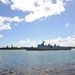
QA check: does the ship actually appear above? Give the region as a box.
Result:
[26,41,71,51]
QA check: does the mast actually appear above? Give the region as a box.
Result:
[42,41,45,46]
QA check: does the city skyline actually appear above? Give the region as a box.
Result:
[0,0,75,47]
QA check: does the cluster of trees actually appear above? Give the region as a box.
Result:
[0,45,26,50]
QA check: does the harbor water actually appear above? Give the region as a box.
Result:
[0,50,75,75]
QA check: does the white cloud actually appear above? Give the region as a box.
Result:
[25,0,65,22]
[0,16,24,23]
[10,0,65,22]
[11,0,36,12]
[0,23,11,31]
[65,23,69,28]
[66,0,73,2]
[0,34,3,38]
[0,0,66,22]
[4,16,24,22]
[0,16,11,31]
[5,16,24,22]
[0,0,10,5]
[45,37,75,46]
[18,37,75,47]
[14,23,18,26]
[18,39,37,47]
[0,16,24,31]
[18,40,26,46]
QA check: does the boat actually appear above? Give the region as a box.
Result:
[26,41,71,51]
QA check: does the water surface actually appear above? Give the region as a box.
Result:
[0,50,75,68]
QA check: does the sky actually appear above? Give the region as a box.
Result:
[0,0,75,47]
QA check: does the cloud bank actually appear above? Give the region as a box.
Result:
[18,36,75,47]
[44,37,75,46]
[11,0,65,22]
[0,0,74,22]
[0,0,65,22]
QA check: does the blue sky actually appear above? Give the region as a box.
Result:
[0,0,75,47]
